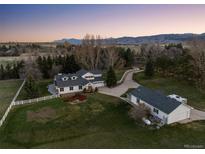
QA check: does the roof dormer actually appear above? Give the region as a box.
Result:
[62,77,69,81]
[71,76,78,80]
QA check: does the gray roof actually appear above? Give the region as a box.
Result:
[90,76,104,83]
[76,69,88,76]
[76,69,102,76]
[90,69,102,74]
[129,86,182,114]
[55,74,89,87]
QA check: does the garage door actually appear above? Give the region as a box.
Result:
[168,110,190,124]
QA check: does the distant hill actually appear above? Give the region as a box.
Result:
[54,38,82,45]
[54,33,205,45]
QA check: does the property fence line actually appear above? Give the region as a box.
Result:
[0,79,59,127]
[14,95,59,106]
[0,79,26,127]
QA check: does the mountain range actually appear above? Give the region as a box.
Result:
[54,33,205,45]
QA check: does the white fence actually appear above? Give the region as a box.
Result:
[0,79,26,127]
[14,95,59,105]
[0,79,59,127]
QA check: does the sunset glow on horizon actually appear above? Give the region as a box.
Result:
[0,4,205,42]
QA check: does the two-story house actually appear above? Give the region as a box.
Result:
[54,69,104,95]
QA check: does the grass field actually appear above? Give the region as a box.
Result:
[0,57,19,66]
[0,80,23,118]
[17,79,53,100]
[0,93,205,148]
[133,72,205,110]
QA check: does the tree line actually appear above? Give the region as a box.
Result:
[143,42,205,89]
[0,61,24,80]
[36,55,81,79]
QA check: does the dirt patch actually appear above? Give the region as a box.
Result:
[27,107,56,123]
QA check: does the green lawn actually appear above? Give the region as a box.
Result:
[0,93,205,148]
[0,80,22,118]
[17,79,53,100]
[133,72,205,110]
[115,69,127,81]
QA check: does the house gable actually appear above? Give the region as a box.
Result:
[167,104,191,124]
[82,72,95,80]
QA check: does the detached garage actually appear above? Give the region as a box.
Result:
[128,86,192,124]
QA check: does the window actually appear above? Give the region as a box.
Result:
[60,87,64,92]
[153,108,159,114]
[70,87,73,91]
[79,85,82,90]
[85,76,94,79]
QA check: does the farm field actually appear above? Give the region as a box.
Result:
[0,80,23,118]
[133,72,205,110]
[17,79,53,100]
[0,93,205,148]
[0,57,19,66]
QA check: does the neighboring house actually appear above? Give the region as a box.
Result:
[54,69,104,95]
[128,86,192,124]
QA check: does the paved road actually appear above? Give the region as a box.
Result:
[99,69,141,97]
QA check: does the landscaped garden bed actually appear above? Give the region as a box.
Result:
[61,94,87,104]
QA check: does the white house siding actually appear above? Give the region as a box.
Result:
[167,104,191,124]
[92,81,104,88]
[57,85,83,94]
[130,95,137,105]
[93,74,102,77]
[82,72,95,80]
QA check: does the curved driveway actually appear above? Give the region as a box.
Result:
[99,68,142,97]
[99,68,205,124]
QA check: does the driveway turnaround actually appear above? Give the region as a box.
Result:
[99,69,141,97]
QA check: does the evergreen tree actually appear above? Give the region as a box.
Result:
[0,64,5,80]
[106,66,117,87]
[12,63,19,78]
[145,57,154,78]
[5,63,11,79]
[47,55,53,70]
[24,75,39,99]
[125,48,134,67]
[70,55,80,73]
[62,55,80,73]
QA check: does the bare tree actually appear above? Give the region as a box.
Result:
[187,40,205,89]
[19,56,42,80]
[129,104,150,121]
[104,46,125,68]
[49,65,62,78]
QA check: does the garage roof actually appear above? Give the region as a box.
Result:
[129,86,182,114]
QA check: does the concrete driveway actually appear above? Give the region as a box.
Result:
[99,68,205,124]
[99,69,141,97]
[180,109,205,124]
